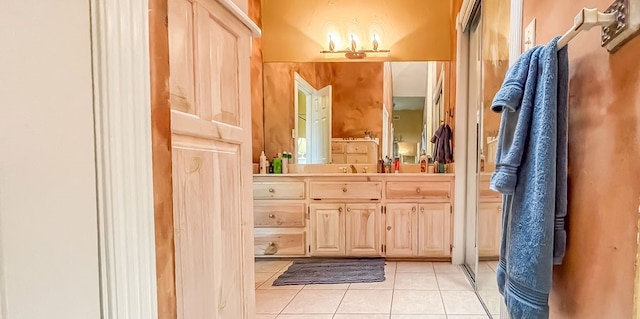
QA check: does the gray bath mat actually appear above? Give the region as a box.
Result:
[272,258,386,286]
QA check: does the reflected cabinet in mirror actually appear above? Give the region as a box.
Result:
[261,61,451,167]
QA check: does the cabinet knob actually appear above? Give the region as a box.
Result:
[420,207,424,213]
[277,220,283,225]
[338,207,343,212]
[412,207,416,212]
[268,188,275,193]
[347,207,351,212]
[342,187,347,192]
[416,187,421,193]
[387,226,392,231]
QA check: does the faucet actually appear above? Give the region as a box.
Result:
[349,165,357,173]
[362,167,368,173]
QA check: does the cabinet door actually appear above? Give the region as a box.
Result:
[478,202,502,258]
[385,204,418,257]
[169,1,253,318]
[418,203,452,257]
[346,204,380,256]
[310,204,345,256]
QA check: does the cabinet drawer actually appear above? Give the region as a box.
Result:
[309,182,381,199]
[346,155,371,164]
[331,154,346,164]
[346,143,368,154]
[254,229,306,256]
[332,143,346,153]
[253,182,305,200]
[386,181,451,200]
[254,202,305,227]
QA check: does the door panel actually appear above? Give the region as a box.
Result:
[169,0,253,317]
[418,203,452,257]
[346,204,379,256]
[477,202,501,258]
[310,203,345,256]
[385,203,418,257]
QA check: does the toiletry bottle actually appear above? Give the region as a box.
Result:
[394,157,400,173]
[268,160,273,174]
[273,153,282,174]
[259,151,267,174]
[282,152,289,174]
[420,153,427,173]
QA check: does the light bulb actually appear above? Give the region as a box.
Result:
[372,34,379,51]
[350,34,357,52]
[328,35,335,52]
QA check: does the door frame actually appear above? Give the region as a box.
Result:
[294,72,316,163]
[90,0,159,317]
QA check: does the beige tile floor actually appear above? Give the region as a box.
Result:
[255,260,491,319]
[475,260,501,318]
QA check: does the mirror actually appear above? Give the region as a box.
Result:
[473,0,511,317]
[262,61,449,166]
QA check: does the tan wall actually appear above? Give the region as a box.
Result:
[262,0,452,62]
[523,1,640,318]
[262,62,383,159]
[393,110,423,143]
[149,0,176,318]
[250,0,264,163]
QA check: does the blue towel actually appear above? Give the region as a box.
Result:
[489,36,568,319]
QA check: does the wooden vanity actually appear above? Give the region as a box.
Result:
[253,173,454,260]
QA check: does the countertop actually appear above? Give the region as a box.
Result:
[253,173,455,178]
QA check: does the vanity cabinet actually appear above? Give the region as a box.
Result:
[478,174,502,258]
[310,203,381,257]
[385,179,453,258]
[253,181,308,257]
[253,174,454,260]
[330,140,378,164]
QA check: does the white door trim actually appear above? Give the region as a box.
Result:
[452,11,472,265]
[90,0,158,317]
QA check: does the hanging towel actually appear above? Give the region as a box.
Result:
[489,36,568,319]
[430,123,453,163]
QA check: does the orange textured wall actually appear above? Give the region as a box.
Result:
[523,1,640,318]
[331,62,384,139]
[262,62,383,159]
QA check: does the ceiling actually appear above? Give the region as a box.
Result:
[262,0,453,62]
[390,62,430,97]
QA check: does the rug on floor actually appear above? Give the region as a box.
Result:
[272,258,386,286]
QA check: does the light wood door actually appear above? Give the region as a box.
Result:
[478,202,502,257]
[345,204,380,256]
[385,203,419,257]
[169,0,254,318]
[418,203,452,257]
[310,203,345,256]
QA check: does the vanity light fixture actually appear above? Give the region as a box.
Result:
[321,33,390,59]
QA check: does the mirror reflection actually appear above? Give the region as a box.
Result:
[474,0,511,316]
[262,61,448,167]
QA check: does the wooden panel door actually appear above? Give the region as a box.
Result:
[345,203,380,256]
[417,203,452,257]
[309,203,345,256]
[169,0,254,318]
[477,202,502,257]
[385,203,418,257]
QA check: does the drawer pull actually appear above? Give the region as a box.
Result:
[268,188,275,193]
[416,187,421,193]
[338,207,343,212]
[342,187,347,192]
[420,207,425,213]
[412,207,416,212]
[264,242,278,255]
[268,213,275,218]
[347,207,351,212]
[387,226,392,231]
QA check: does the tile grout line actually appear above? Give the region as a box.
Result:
[331,284,349,318]
[388,261,398,319]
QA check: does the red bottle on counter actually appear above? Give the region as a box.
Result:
[394,157,400,173]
